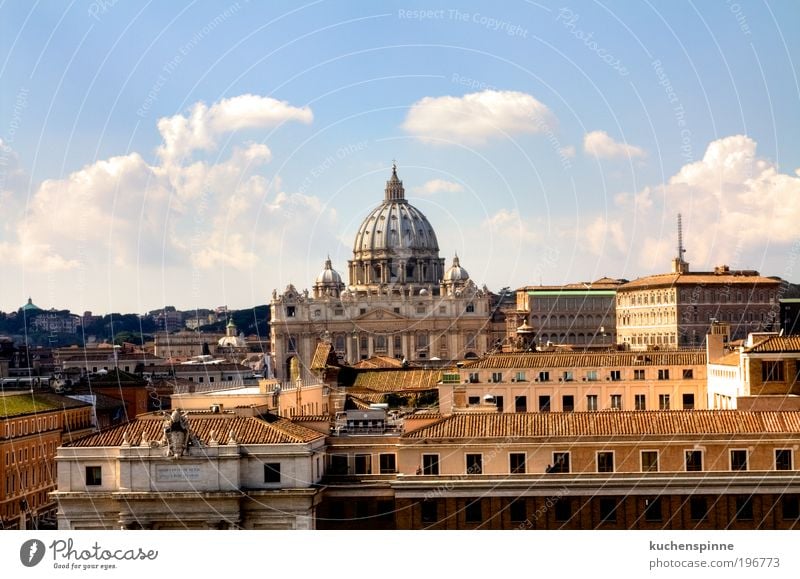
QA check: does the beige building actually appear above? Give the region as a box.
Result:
[707,332,800,409]
[54,407,326,529]
[271,166,493,384]
[616,251,781,349]
[507,278,624,350]
[438,350,707,413]
[153,330,224,360]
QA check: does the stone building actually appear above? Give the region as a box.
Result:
[270,165,493,383]
[616,249,781,349]
[54,407,326,530]
[507,278,625,350]
[438,349,707,413]
[1,392,94,529]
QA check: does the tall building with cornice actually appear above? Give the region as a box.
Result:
[270,165,493,383]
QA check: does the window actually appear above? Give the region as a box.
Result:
[515,371,526,382]
[599,498,618,523]
[439,306,446,314]
[334,308,344,316]
[782,496,800,520]
[491,372,503,383]
[468,396,480,406]
[641,451,659,472]
[287,335,297,352]
[421,500,438,523]
[466,302,475,313]
[610,394,622,410]
[495,396,504,412]
[762,361,784,382]
[328,455,347,476]
[597,452,614,473]
[775,449,792,471]
[379,453,397,474]
[554,499,571,522]
[550,452,570,473]
[586,370,598,382]
[514,396,527,413]
[562,371,574,382]
[635,394,646,410]
[690,497,707,520]
[735,496,754,521]
[416,306,426,315]
[466,454,483,475]
[85,466,102,486]
[422,454,439,475]
[685,450,703,472]
[509,499,526,523]
[658,369,670,380]
[538,371,550,382]
[562,395,574,412]
[465,499,483,523]
[610,370,621,381]
[468,372,480,383]
[354,454,372,475]
[731,450,748,471]
[658,394,670,410]
[634,369,645,381]
[586,395,598,411]
[682,393,695,410]
[682,369,694,379]
[510,453,526,474]
[286,306,296,317]
[644,497,662,522]
[538,395,551,412]
[264,463,281,483]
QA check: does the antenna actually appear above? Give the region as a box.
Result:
[677,213,685,259]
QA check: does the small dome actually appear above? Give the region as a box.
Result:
[443,255,469,283]
[419,288,429,296]
[21,297,41,312]
[316,257,343,286]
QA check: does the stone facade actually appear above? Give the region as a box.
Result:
[270,166,493,384]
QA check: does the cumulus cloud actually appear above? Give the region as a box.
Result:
[412,179,464,195]
[403,90,556,145]
[0,94,318,281]
[584,216,627,256]
[157,94,312,163]
[583,130,645,159]
[582,134,800,273]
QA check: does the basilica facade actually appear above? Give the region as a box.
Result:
[270,166,494,383]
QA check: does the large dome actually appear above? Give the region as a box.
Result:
[352,198,439,255]
[348,165,444,289]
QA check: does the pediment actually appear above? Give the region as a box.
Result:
[354,307,407,322]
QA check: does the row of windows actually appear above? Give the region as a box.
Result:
[530,297,612,313]
[3,416,58,439]
[416,449,793,475]
[761,360,800,383]
[529,314,611,328]
[327,453,398,476]
[3,441,56,466]
[420,494,800,525]
[481,393,697,412]
[475,368,694,384]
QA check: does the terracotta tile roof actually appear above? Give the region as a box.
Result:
[745,335,800,353]
[620,272,780,290]
[310,342,334,370]
[348,395,374,410]
[350,369,441,391]
[519,278,626,291]
[347,391,386,404]
[402,410,800,439]
[1,392,92,419]
[353,356,406,369]
[66,411,324,447]
[462,350,706,369]
[290,415,331,422]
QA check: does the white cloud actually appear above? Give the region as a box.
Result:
[403,90,556,145]
[583,130,645,159]
[580,135,800,273]
[411,179,464,195]
[559,145,576,159]
[157,94,312,163]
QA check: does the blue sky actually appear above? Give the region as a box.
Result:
[1,0,799,313]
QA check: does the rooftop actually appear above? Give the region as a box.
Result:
[0,392,92,419]
[620,271,781,291]
[461,350,706,369]
[745,335,800,354]
[66,411,324,447]
[403,410,800,439]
